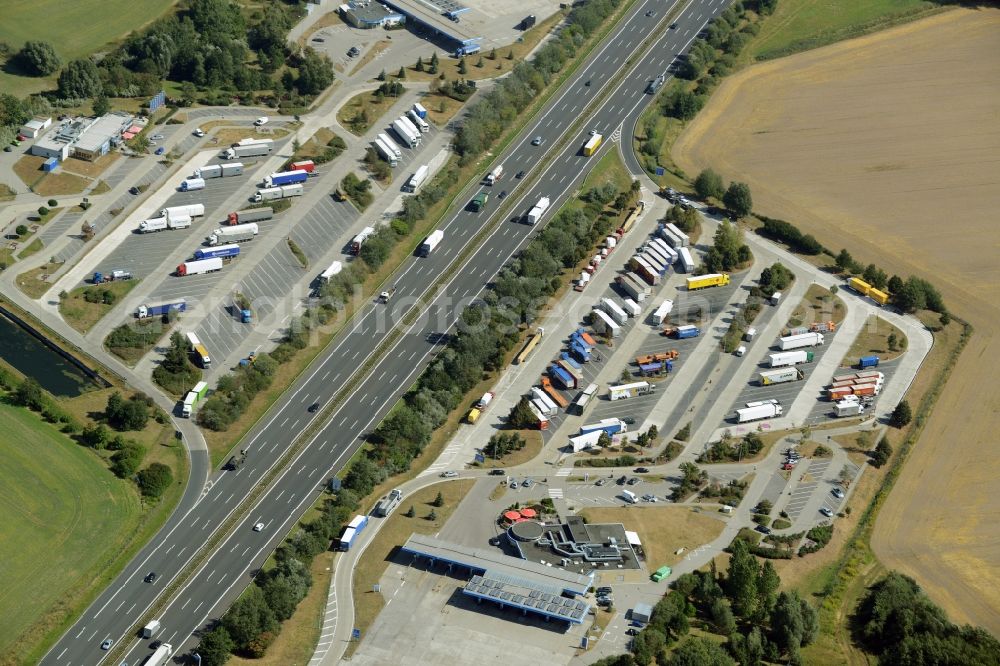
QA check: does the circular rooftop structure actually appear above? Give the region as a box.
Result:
[508,520,544,543]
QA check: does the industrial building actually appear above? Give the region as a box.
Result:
[338,1,406,29]
[30,112,134,162]
[18,116,52,139]
[401,534,593,626]
[381,0,483,55]
[504,514,643,573]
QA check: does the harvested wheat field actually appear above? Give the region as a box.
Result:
[674,8,1000,633]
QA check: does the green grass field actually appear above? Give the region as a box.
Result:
[0,402,141,655]
[0,0,178,96]
[751,0,939,60]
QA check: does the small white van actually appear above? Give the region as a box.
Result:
[621,490,638,504]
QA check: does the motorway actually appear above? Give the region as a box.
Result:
[42,1,736,663]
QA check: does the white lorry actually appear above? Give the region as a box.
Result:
[138,216,191,232]
[525,197,550,225]
[206,223,259,246]
[253,183,303,202]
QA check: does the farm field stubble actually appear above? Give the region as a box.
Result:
[672,7,1000,634]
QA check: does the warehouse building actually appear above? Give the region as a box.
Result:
[379,0,482,55]
[18,116,52,139]
[338,1,406,29]
[30,112,134,162]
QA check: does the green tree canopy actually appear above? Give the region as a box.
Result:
[694,168,725,200]
[57,59,103,99]
[18,40,61,76]
[723,182,753,218]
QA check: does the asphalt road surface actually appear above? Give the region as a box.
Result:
[42,1,736,663]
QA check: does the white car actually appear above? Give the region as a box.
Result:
[253,522,265,532]
[254,116,269,126]
[150,134,164,140]
[440,471,458,478]
[819,507,834,518]
[193,128,205,137]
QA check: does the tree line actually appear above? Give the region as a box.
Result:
[454,0,622,164]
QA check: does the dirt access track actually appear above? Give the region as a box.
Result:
[672,8,1000,633]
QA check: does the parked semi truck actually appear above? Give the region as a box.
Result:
[195,162,244,179]
[601,297,628,325]
[319,261,343,283]
[289,160,315,173]
[663,324,700,339]
[541,377,569,409]
[769,350,814,367]
[399,116,422,142]
[736,401,782,423]
[407,109,430,133]
[374,489,403,517]
[412,102,428,119]
[686,273,730,290]
[591,308,621,338]
[350,227,376,255]
[223,140,272,159]
[652,299,674,326]
[608,381,652,401]
[617,273,650,302]
[580,417,627,436]
[759,367,804,386]
[485,164,504,185]
[392,118,420,148]
[138,216,191,232]
[582,133,603,156]
[419,230,444,256]
[264,170,309,188]
[162,204,205,220]
[227,207,272,225]
[677,247,695,273]
[186,332,211,368]
[181,380,209,418]
[207,223,258,246]
[135,300,186,319]
[176,257,224,276]
[92,269,132,283]
[253,183,303,202]
[377,133,402,160]
[194,243,240,260]
[515,328,544,364]
[404,165,428,193]
[778,332,825,350]
[373,138,399,167]
[525,197,550,225]
[549,363,577,390]
[180,177,205,192]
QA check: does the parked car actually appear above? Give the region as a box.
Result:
[440,471,458,478]
[498,190,507,199]
[255,116,269,126]
[193,128,206,137]
[634,467,649,474]
[150,134,164,140]
[670,22,678,29]
[819,507,834,518]
[154,147,165,155]
[596,586,613,595]
[755,525,772,535]
[490,469,506,476]
[522,478,533,488]
[616,475,627,485]
[832,487,845,499]
[348,46,360,57]
[595,478,608,486]
[627,477,640,486]
[312,37,325,42]
[782,463,795,471]
[509,480,518,489]
[129,186,140,195]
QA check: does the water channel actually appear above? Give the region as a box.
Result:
[0,311,100,396]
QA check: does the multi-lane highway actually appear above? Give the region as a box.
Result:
[43,1,734,663]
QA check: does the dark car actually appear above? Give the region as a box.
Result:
[616,475,627,485]
[129,186,140,195]
[490,469,506,476]
[755,525,772,535]
[515,170,525,179]
[144,572,156,583]
[596,586,613,595]
[498,190,507,199]
[634,467,649,474]
[308,402,320,412]
[627,477,640,486]
[626,627,639,636]
[348,46,360,57]
[621,416,636,425]
[154,147,165,155]
[670,22,678,29]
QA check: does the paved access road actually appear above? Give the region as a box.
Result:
[43,1,738,663]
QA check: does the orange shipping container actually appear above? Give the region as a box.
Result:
[829,387,853,400]
[541,376,570,409]
[852,383,878,396]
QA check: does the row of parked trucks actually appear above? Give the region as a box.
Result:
[848,277,890,306]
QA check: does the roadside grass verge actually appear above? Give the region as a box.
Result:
[842,315,907,368]
[335,88,402,136]
[59,280,140,333]
[15,261,65,299]
[786,283,846,329]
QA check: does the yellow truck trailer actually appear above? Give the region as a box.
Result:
[685,273,731,290]
[869,288,889,305]
[515,328,544,365]
[583,133,603,157]
[848,277,871,295]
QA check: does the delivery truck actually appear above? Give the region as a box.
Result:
[194,243,240,260]
[677,247,695,273]
[374,489,403,517]
[768,350,815,367]
[622,298,641,318]
[525,197,550,225]
[759,367,804,386]
[135,300,186,319]
[652,299,674,326]
[736,401,783,423]
[176,257,223,276]
[549,363,576,390]
[289,160,316,173]
[392,118,420,148]
[227,208,272,225]
[686,273,730,290]
[207,223,258,245]
[264,170,309,188]
[412,102,428,119]
[583,133,603,157]
[141,619,161,638]
[580,417,627,436]
[419,229,444,256]
[350,226,376,255]
[138,216,190,232]
[404,165,428,193]
[180,177,205,192]
[663,324,700,339]
[485,165,504,185]
[531,387,559,416]
[253,183,303,202]
[195,162,244,179]
[162,204,205,220]
[835,400,865,417]
[319,261,343,283]
[778,332,825,350]
[859,355,880,369]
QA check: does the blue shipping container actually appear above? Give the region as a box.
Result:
[560,352,582,370]
[571,331,593,350]
[859,356,880,369]
[676,326,701,339]
[42,157,58,172]
[570,342,590,363]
